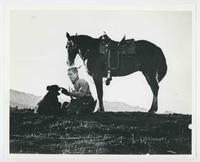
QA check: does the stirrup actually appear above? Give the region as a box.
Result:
[105,70,112,85]
[105,78,111,85]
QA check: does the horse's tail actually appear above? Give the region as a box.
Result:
[157,48,167,83]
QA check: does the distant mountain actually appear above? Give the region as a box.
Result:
[10,89,42,109]
[164,110,175,114]
[104,101,147,112]
[10,89,147,112]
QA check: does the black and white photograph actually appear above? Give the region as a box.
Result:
[1,1,199,159]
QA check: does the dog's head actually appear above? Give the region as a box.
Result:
[46,85,61,96]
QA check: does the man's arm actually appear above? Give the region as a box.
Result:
[70,80,89,98]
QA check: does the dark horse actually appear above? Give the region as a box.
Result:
[65,32,167,113]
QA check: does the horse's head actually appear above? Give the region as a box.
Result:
[66,32,79,66]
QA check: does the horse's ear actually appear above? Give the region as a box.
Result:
[66,32,71,40]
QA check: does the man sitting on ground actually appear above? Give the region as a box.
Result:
[61,67,96,115]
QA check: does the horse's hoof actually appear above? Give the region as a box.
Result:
[148,110,156,114]
[99,108,105,112]
[105,79,110,85]
[148,107,157,113]
[93,109,104,113]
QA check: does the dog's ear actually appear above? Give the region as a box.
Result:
[46,86,51,91]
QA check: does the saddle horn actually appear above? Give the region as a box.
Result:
[120,34,126,43]
[101,31,112,41]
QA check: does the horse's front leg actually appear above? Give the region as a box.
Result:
[93,77,104,112]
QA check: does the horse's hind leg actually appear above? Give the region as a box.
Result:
[142,72,159,113]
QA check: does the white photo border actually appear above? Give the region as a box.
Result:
[1,0,199,162]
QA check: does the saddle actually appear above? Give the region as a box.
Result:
[110,38,136,70]
[99,34,136,85]
[118,39,136,55]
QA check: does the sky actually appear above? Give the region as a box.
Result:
[9,8,193,114]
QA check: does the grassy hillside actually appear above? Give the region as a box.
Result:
[10,108,191,154]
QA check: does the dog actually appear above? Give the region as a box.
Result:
[35,85,61,115]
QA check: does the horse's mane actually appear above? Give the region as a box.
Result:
[74,34,119,44]
[77,35,95,39]
[72,35,100,49]
[72,35,99,42]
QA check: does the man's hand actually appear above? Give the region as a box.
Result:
[61,88,70,96]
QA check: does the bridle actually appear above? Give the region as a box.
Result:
[66,40,78,65]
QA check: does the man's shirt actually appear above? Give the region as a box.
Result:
[71,78,92,98]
